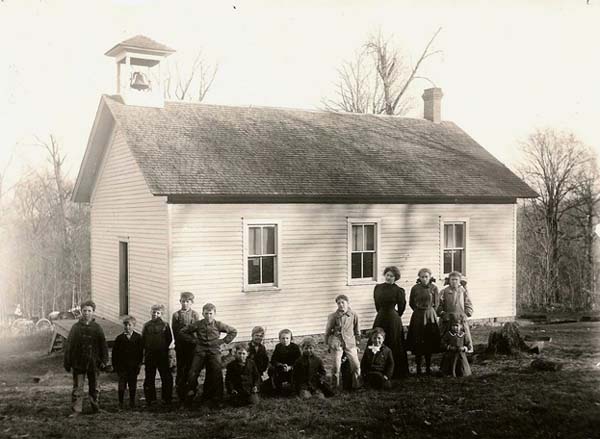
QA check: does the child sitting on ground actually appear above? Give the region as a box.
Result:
[440,313,472,377]
[112,315,144,409]
[269,329,301,394]
[180,303,237,405]
[248,326,270,379]
[142,304,174,406]
[360,327,394,390]
[225,343,260,406]
[292,337,334,399]
[324,294,361,390]
[64,300,109,417]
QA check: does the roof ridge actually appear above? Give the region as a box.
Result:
[163,99,435,122]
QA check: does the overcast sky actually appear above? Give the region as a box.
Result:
[1,0,599,192]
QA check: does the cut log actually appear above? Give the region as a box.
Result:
[486,322,529,355]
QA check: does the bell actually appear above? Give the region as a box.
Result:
[130,71,150,91]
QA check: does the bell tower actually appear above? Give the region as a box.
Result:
[105,35,175,108]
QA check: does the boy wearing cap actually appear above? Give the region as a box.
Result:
[172,292,200,402]
[142,304,173,406]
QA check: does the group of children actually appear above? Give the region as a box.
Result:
[63,269,474,415]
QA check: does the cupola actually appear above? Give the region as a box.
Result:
[105,35,175,108]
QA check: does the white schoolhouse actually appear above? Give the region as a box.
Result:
[72,36,537,340]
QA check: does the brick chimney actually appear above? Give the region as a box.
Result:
[422,87,443,123]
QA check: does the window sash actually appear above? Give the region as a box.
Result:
[247,224,278,286]
[350,223,376,279]
[443,221,466,274]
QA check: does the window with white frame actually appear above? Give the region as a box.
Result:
[350,222,377,280]
[246,224,278,286]
[443,221,466,275]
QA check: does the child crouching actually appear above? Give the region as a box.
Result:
[292,338,334,399]
[268,329,301,395]
[225,343,260,406]
[112,315,143,409]
[360,327,394,390]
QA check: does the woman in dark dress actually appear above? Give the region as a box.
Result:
[372,266,409,378]
[406,268,441,375]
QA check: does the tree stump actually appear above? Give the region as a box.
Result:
[486,322,529,355]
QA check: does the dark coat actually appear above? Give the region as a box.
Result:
[64,319,109,373]
[248,342,269,375]
[360,344,394,379]
[270,342,301,369]
[292,353,327,392]
[372,282,409,378]
[226,359,260,394]
[112,332,144,373]
[142,318,173,361]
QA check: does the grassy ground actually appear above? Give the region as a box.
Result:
[1,322,599,439]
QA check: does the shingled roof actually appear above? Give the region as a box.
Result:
[105,35,175,56]
[78,95,537,203]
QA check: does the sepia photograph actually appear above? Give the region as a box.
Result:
[0,1,599,438]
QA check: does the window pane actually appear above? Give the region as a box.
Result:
[364,225,375,251]
[248,257,261,284]
[249,227,261,255]
[454,249,464,274]
[455,224,465,248]
[352,225,363,251]
[363,252,374,278]
[443,250,452,274]
[351,253,362,278]
[444,224,453,248]
[263,226,276,255]
[261,256,275,283]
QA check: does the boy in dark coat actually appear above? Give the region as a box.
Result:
[292,337,333,399]
[248,326,269,378]
[225,343,260,406]
[112,315,144,408]
[180,303,237,404]
[171,291,200,402]
[360,327,394,390]
[268,328,301,394]
[142,304,173,405]
[63,300,109,416]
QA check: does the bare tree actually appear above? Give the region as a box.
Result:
[324,28,442,115]
[163,51,218,102]
[518,128,593,306]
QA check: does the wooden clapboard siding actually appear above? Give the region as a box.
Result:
[170,203,516,341]
[90,128,169,324]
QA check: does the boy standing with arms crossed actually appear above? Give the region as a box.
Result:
[171,292,200,403]
[63,300,109,417]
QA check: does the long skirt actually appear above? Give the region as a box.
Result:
[406,307,441,355]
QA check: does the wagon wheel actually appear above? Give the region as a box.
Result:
[35,318,54,332]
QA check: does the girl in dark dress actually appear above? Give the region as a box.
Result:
[372,266,409,378]
[406,268,441,375]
